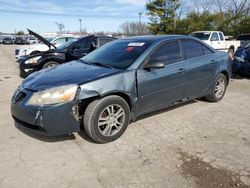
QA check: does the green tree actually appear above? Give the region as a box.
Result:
[146,0,181,34]
[17,31,24,35]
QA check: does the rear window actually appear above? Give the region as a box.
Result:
[182,39,204,59]
[191,32,210,40]
[237,35,250,40]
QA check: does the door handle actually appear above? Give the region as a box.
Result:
[211,60,217,64]
[177,68,185,74]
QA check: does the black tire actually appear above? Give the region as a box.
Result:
[42,61,59,69]
[205,73,227,102]
[83,95,130,143]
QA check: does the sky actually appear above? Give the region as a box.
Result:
[0,0,148,34]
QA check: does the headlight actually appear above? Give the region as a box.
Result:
[27,84,78,106]
[25,56,41,64]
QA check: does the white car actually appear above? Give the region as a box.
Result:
[15,30,76,60]
[191,31,241,52]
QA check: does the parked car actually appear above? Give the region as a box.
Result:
[191,31,240,51]
[236,34,250,48]
[11,35,230,143]
[19,35,116,78]
[0,37,3,44]
[232,43,250,76]
[15,29,76,60]
[27,37,39,44]
[14,37,28,45]
[2,37,14,44]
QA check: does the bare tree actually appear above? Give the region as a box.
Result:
[55,22,65,35]
[191,0,212,13]
[120,21,149,36]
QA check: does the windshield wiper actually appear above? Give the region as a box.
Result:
[90,62,113,69]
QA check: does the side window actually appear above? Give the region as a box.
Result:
[53,38,66,44]
[211,32,219,41]
[182,39,204,59]
[219,32,224,41]
[75,38,92,49]
[201,44,214,55]
[149,41,182,66]
[98,38,114,47]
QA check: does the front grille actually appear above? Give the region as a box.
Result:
[13,115,45,131]
[15,49,20,55]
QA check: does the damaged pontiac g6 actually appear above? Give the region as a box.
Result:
[11,35,230,143]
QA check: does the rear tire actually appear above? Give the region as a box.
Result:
[205,73,227,102]
[42,61,59,69]
[83,95,130,143]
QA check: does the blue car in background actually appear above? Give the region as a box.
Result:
[11,35,230,143]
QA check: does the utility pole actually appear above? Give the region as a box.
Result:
[173,0,177,34]
[138,12,143,35]
[79,18,82,36]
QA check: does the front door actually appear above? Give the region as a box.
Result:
[136,40,187,115]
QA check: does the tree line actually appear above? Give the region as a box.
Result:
[120,0,250,37]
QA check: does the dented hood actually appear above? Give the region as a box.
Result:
[22,61,121,91]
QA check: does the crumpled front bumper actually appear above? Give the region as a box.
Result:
[11,88,80,136]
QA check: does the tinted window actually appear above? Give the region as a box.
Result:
[149,41,182,66]
[211,32,219,41]
[182,40,204,59]
[219,32,224,41]
[202,44,213,55]
[98,38,115,47]
[75,37,93,49]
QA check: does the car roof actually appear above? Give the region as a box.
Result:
[120,35,194,42]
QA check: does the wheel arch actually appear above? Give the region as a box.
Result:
[220,70,230,86]
[77,91,135,122]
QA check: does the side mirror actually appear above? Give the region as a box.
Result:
[144,61,165,70]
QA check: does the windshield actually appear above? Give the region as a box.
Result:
[191,32,211,40]
[57,39,77,50]
[81,40,152,69]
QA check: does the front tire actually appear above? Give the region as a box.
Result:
[205,73,227,102]
[42,61,59,69]
[83,95,130,143]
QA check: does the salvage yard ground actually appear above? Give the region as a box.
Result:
[0,44,250,188]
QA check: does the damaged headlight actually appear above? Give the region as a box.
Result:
[25,56,41,64]
[27,84,78,106]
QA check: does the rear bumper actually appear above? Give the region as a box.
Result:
[11,88,80,136]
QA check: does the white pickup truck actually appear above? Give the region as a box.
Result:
[191,31,241,51]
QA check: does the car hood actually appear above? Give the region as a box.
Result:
[22,61,122,91]
[28,29,56,49]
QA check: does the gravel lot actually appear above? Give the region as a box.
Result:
[0,44,250,188]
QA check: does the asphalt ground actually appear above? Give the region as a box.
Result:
[0,44,250,188]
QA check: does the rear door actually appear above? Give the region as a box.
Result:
[137,40,187,115]
[181,39,218,98]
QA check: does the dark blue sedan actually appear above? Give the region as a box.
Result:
[11,35,230,143]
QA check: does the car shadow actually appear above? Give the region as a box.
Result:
[15,122,76,142]
[77,129,97,144]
